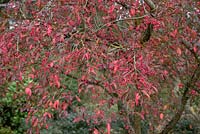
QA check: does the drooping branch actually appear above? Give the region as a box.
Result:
[66,74,118,97]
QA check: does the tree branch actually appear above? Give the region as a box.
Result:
[160,63,200,134]
[144,0,156,11]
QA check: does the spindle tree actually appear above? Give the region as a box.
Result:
[0,0,199,133]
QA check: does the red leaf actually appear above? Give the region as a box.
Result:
[190,89,197,95]
[28,74,35,79]
[178,83,184,88]
[49,101,53,107]
[43,112,52,118]
[176,48,182,56]
[54,75,60,88]
[49,62,54,67]
[113,65,118,74]
[191,29,197,39]
[19,71,23,81]
[25,88,32,97]
[75,95,81,102]
[107,123,111,134]
[163,70,168,76]
[61,102,68,110]
[193,46,197,53]
[32,118,38,127]
[141,90,150,98]
[76,13,81,24]
[47,25,52,36]
[37,0,41,7]
[53,100,59,109]
[160,113,164,120]
[135,93,140,106]
[130,8,136,16]
[108,5,115,14]
[170,29,177,38]
[112,60,119,74]
[73,116,82,123]
[45,124,49,129]
[83,52,90,60]
[93,128,99,134]
[29,44,33,50]
[98,0,102,3]
[68,20,75,26]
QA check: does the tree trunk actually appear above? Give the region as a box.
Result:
[159,88,190,134]
[134,114,142,134]
[133,105,142,134]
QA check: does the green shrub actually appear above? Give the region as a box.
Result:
[0,81,28,134]
[0,127,13,134]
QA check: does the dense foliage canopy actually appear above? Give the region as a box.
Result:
[0,0,199,134]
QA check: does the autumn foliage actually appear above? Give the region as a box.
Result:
[0,0,200,133]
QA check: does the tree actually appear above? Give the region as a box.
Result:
[0,0,199,133]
